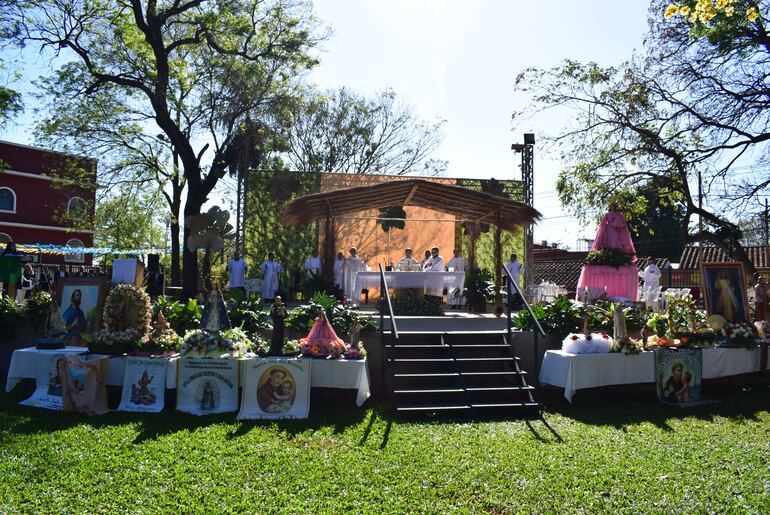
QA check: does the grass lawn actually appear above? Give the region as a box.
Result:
[0,382,768,513]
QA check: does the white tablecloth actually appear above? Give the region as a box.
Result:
[352,271,465,301]
[539,348,769,402]
[6,348,371,407]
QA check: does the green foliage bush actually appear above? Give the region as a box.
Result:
[388,290,444,316]
[153,296,202,335]
[286,292,376,335]
[0,295,22,340]
[464,268,496,304]
[24,291,55,333]
[228,297,271,336]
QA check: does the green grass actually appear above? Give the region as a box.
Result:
[0,384,768,513]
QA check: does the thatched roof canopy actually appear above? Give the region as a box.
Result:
[282,178,541,231]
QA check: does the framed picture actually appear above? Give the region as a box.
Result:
[701,262,749,322]
[57,277,107,346]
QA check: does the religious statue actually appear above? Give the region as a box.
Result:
[753,274,768,322]
[200,289,232,332]
[348,321,363,349]
[269,296,288,356]
[613,303,627,340]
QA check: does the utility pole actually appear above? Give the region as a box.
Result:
[698,170,703,272]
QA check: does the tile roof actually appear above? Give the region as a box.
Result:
[679,245,770,269]
[531,257,670,291]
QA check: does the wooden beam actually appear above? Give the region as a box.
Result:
[403,184,420,206]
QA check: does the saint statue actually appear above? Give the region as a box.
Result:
[269,296,288,356]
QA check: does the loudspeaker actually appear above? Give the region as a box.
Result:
[147,254,160,272]
[524,133,535,145]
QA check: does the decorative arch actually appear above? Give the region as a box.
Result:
[65,238,85,263]
[0,187,17,213]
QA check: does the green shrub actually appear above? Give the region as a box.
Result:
[153,296,202,335]
[286,294,375,335]
[0,295,22,340]
[24,290,55,333]
[228,297,271,336]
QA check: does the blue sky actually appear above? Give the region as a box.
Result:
[1,0,653,248]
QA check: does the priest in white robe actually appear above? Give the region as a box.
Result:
[342,247,367,303]
[302,250,322,277]
[446,249,465,272]
[333,251,345,291]
[259,253,282,301]
[423,246,445,297]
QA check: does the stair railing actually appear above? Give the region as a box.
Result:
[502,265,546,378]
[379,264,399,396]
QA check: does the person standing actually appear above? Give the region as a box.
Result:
[342,247,367,303]
[395,247,418,271]
[506,253,523,308]
[259,252,282,302]
[446,249,465,272]
[333,251,345,292]
[638,256,662,289]
[420,249,431,270]
[228,251,248,299]
[302,249,322,277]
[423,246,444,298]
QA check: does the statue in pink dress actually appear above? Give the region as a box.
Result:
[578,204,639,301]
[591,208,637,260]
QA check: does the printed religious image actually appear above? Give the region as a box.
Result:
[130,368,157,405]
[57,278,107,345]
[257,366,296,413]
[655,347,703,405]
[701,262,749,322]
[197,380,219,411]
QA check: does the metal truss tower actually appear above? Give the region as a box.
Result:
[511,134,535,289]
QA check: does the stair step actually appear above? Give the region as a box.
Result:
[393,372,460,378]
[392,358,454,363]
[461,371,526,376]
[466,386,534,392]
[452,344,510,348]
[386,344,447,349]
[471,402,541,409]
[455,357,514,362]
[393,388,464,394]
[396,404,471,412]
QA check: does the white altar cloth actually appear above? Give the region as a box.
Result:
[6,348,371,407]
[352,271,465,302]
[539,348,769,402]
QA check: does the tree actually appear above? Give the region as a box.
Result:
[4,0,323,297]
[0,57,22,129]
[94,186,164,265]
[624,181,687,261]
[513,0,770,274]
[287,88,447,175]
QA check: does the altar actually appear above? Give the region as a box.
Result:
[539,348,769,402]
[351,271,465,304]
[6,347,371,407]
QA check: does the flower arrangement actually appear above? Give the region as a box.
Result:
[610,336,643,355]
[584,247,635,268]
[92,327,143,348]
[253,336,270,356]
[646,334,683,348]
[299,336,345,359]
[135,311,182,356]
[219,327,253,357]
[562,332,613,354]
[24,290,55,333]
[344,343,367,360]
[181,329,221,356]
[721,322,758,348]
[282,339,301,357]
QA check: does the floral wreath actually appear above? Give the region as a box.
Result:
[93,283,153,346]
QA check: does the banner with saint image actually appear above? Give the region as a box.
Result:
[237,357,311,420]
[117,356,168,412]
[177,358,239,415]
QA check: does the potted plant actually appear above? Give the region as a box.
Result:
[463,268,496,313]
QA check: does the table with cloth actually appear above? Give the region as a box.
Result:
[6,348,371,407]
[351,271,465,304]
[539,348,769,402]
[577,264,638,301]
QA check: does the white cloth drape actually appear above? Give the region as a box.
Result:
[343,256,367,301]
[333,258,345,289]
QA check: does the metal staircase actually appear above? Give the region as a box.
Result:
[377,265,544,418]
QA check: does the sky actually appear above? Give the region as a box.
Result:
[0,0,653,249]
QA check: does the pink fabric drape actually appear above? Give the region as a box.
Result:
[577,265,638,300]
[592,211,637,260]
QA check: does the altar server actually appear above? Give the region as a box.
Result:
[228,251,248,291]
[333,251,345,291]
[302,249,322,277]
[446,249,465,272]
[638,256,662,289]
[342,247,367,302]
[506,253,523,288]
[259,253,282,302]
[423,246,444,297]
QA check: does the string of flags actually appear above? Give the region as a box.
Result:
[1,242,168,256]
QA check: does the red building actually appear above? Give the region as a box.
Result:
[0,140,96,265]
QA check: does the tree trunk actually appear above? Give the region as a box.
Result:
[170,220,181,286]
[182,190,203,299]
